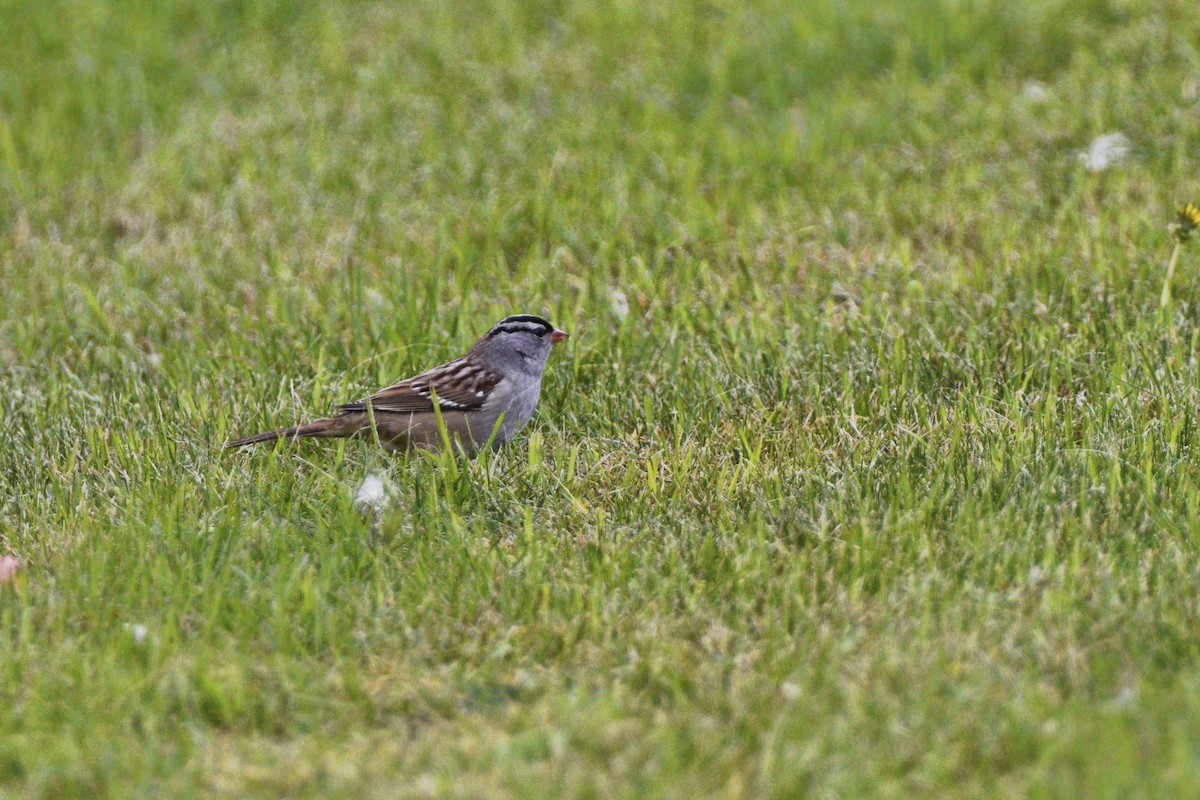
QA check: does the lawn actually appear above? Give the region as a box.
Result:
[3,0,1200,796]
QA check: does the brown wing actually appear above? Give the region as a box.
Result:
[337,358,502,415]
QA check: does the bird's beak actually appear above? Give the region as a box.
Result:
[550,329,570,345]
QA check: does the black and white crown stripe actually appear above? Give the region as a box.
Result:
[486,315,556,338]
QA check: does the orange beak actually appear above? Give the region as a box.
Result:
[550,329,569,345]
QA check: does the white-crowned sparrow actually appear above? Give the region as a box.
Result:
[227,314,569,455]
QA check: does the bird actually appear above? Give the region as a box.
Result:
[226,314,569,455]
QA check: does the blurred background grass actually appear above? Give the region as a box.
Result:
[3,0,1200,797]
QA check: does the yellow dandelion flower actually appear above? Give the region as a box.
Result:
[1163,203,1200,309]
[1173,202,1200,243]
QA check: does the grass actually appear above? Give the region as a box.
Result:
[3,0,1200,796]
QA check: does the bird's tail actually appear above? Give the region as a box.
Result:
[225,417,353,449]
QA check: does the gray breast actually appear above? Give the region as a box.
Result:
[478,376,543,447]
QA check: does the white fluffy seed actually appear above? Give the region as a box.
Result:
[123,623,148,644]
[609,289,629,320]
[1079,132,1130,172]
[353,475,390,511]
